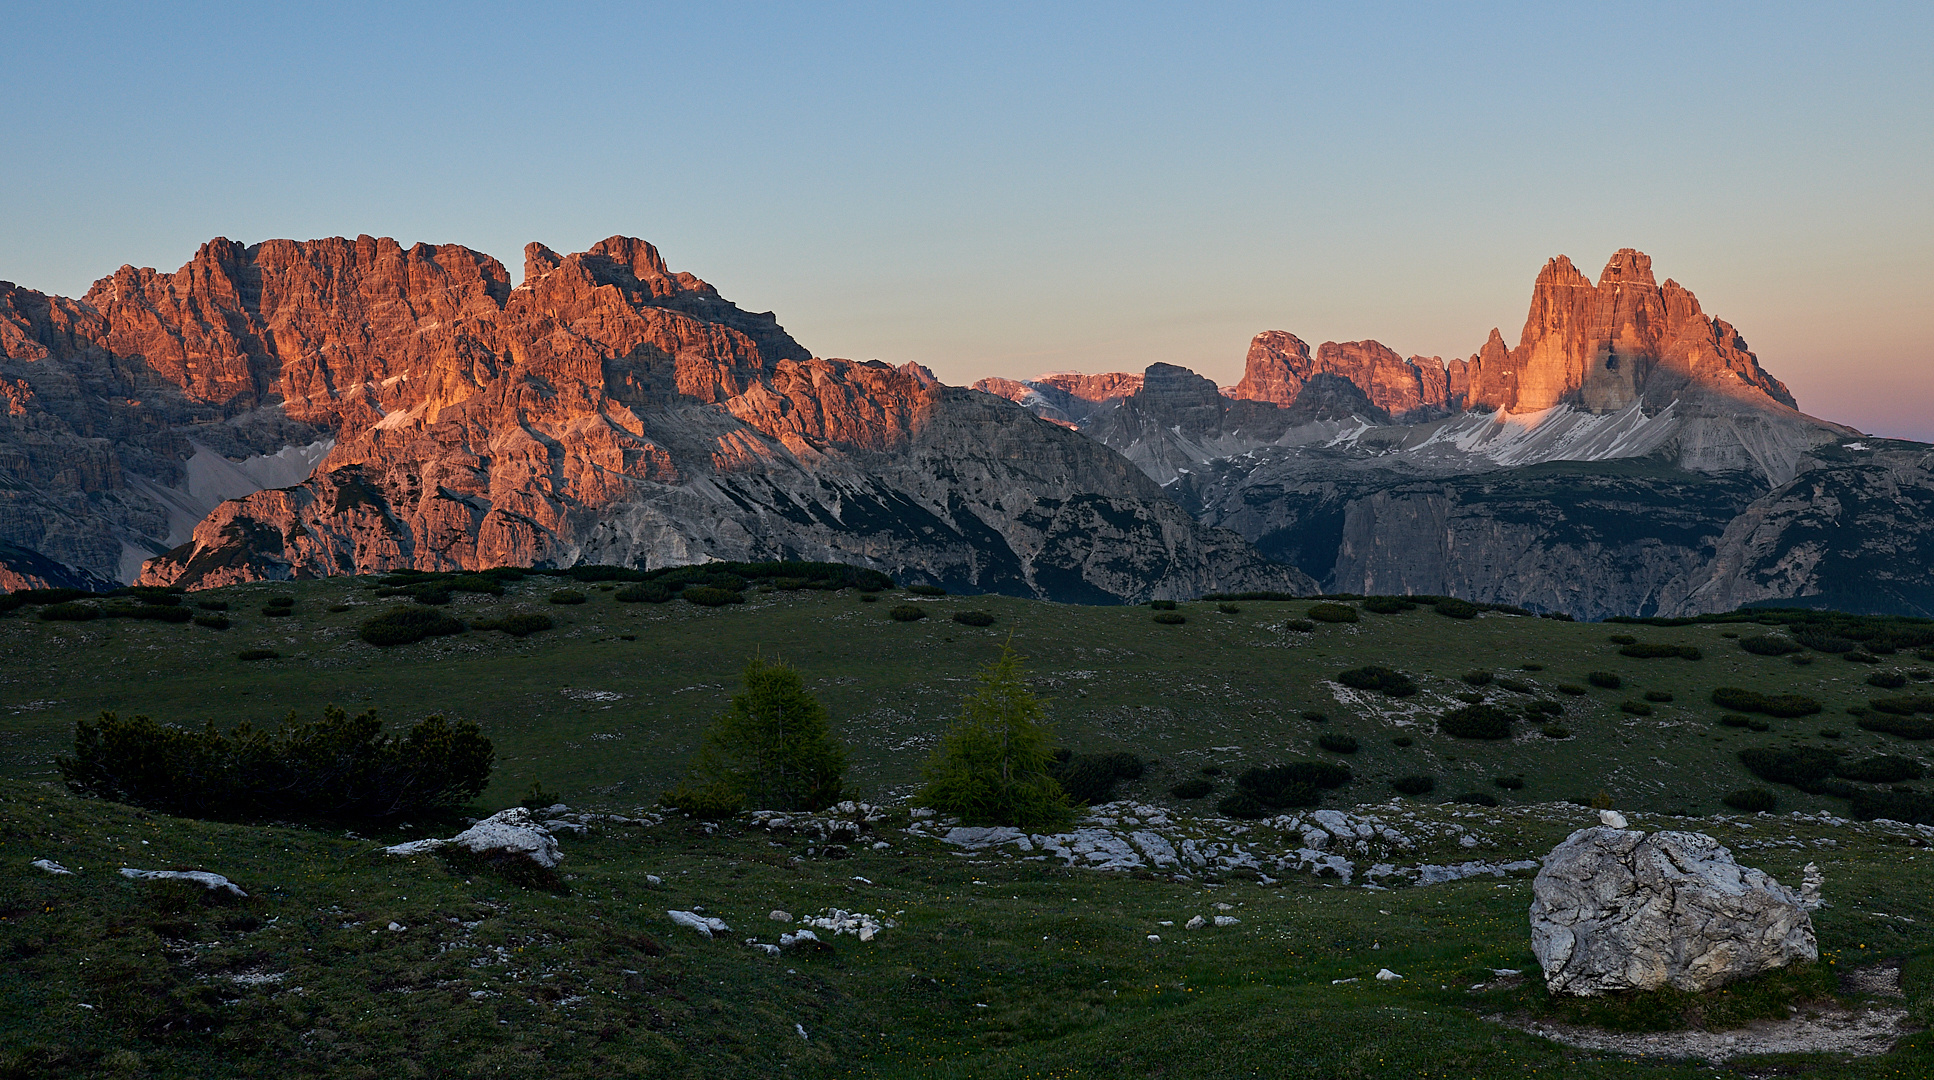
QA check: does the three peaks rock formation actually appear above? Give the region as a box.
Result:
[2,239,1928,615]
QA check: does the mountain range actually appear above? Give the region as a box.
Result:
[2,238,1927,614]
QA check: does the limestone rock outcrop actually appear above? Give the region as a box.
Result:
[1530,825,1816,995]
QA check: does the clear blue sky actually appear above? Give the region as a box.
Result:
[4,2,1930,437]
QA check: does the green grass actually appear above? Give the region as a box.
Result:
[4,581,1927,815]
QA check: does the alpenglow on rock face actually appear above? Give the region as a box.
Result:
[1530,825,1816,995]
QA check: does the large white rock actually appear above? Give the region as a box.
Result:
[451,808,562,869]
[1530,826,1816,995]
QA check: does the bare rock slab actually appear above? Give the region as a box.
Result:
[1530,826,1815,995]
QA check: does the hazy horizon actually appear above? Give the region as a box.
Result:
[4,3,1928,439]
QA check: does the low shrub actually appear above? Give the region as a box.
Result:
[1848,789,1934,825]
[1152,612,1187,625]
[1494,775,1526,790]
[359,607,465,646]
[1433,598,1479,620]
[327,603,351,613]
[1200,765,1223,776]
[1587,671,1622,689]
[1857,714,1934,740]
[1391,736,1413,747]
[1540,725,1572,739]
[106,604,193,623]
[1644,690,1674,703]
[1461,670,1494,687]
[859,594,878,603]
[1216,602,1241,615]
[1868,695,1934,715]
[1494,677,1534,694]
[1844,651,1881,664]
[1362,596,1415,614]
[953,610,995,627]
[907,584,947,597]
[1049,751,1145,805]
[1738,746,1839,787]
[1216,790,1269,819]
[889,605,927,622]
[1282,618,1315,632]
[1391,775,1435,796]
[1300,710,1328,723]
[1439,705,1514,740]
[1740,635,1802,656]
[193,613,230,629]
[1620,643,1702,660]
[1454,691,1486,704]
[1820,728,1842,739]
[1316,734,1358,754]
[1149,599,1178,611]
[39,603,99,621]
[237,648,279,661]
[1521,663,1545,672]
[474,612,553,637]
[1236,762,1352,810]
[196,600,229,612]
[1556,684,1586,696]
[615,583,673,603]
[1869,671,1909,689]
[1336,665,1416,697]
[1794,631,1857,654]
[683,586,744,607]
[1609,633,1638,645]
[1711,687,1823,717]
[1620,700,1654,716]
[1454,791,1499,807]
[1170,777,1215,799]
[548,589,587,605]
[1791,655,1815,666]
[1307,602,1358,623]
[1723,788,1777,812]
[1719,714,1754,728]
[262,604,296,617]
[1836,756,1926,784]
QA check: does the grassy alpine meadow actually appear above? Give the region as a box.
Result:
[5,577,1934,1076]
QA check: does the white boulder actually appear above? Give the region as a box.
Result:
[451,808,563,868]
[668,910,730,938]
[1530,826,1816,995]
[119,868,246,897]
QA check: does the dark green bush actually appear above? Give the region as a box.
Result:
[1494,775,1526,790]
[1820,728,1842,739]
[1494,677,1534,694]
[1794,631,1857,654]
[1844,651,1881,664]
[1391,775,1435,796]
[40,602,99,621]
[908,584,947,597]
[859,594,878,603]
[1050,751,1146,805]
[1391,736,1413,747]
[1216,790,1269,819]
[1620,643,1702,660]
[1868,695,1934,715]
[237,648,279,661]
[1200,765,1223,776]
[1587,671,1622,689]
[1454,691,1486,704]
[1433,598,1479,620]
[1836,756,1926,783]
[196,599,229,611]
[1540,725,1572,738]
[1526,700,1564,716]
[261,604,296,617]
[1362,596,1415,614]
[1856,714,1934,740]
[1719,714,1754,728]
[683,586,744,607]
[1316,734,1358,754]
[1738,746,1840,787]
[1283,618,1316,632]
[107,604,193,623]
[359,607,465,646]
[1461,670,1494,687]
[1522,663,1544,672]
[1620,700,1655,716]
[474,612,553,637]
[1307,602,1358,624]
[953,610,995,627]
[1869,671,1909,689]
[1712,687,1823,717]
[1232,761,1350,810]
[549,589,587,605]
[1170,777,1215,799]
[1557,684,1587,696]
[1439,705,1514,740]
[57,707,492,824]
[1336,665,1416,697]
[1791,654,1815,666]
[1643,690,1674,703]
[1848,789,1934,825]
[1740,635,1802,656]
[1152,612,1187,625]
[889,605,926,622]
[1216,602,1241,615]
[615,583,673,603]
[193,613,230,629]
[1723,788,1777,812]
[1454,791,1499,807]
[1608,633,1638,645]
[445,575,504,596]
[1149,599,1178,611]
[1300,710,1328,723]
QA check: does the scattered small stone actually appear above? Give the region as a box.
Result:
[1185,915,1206,930]
[1147,934,1161,942]
[1376,968,1402,981]
[387,922,405,932]
[668,910,730,938]
[1213,915,1240,927]
[769,910,793,922]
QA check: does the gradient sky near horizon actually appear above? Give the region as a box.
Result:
[4,2,1930,438]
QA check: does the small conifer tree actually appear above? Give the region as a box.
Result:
[917,645,1072,829]
[664,657,847,815]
